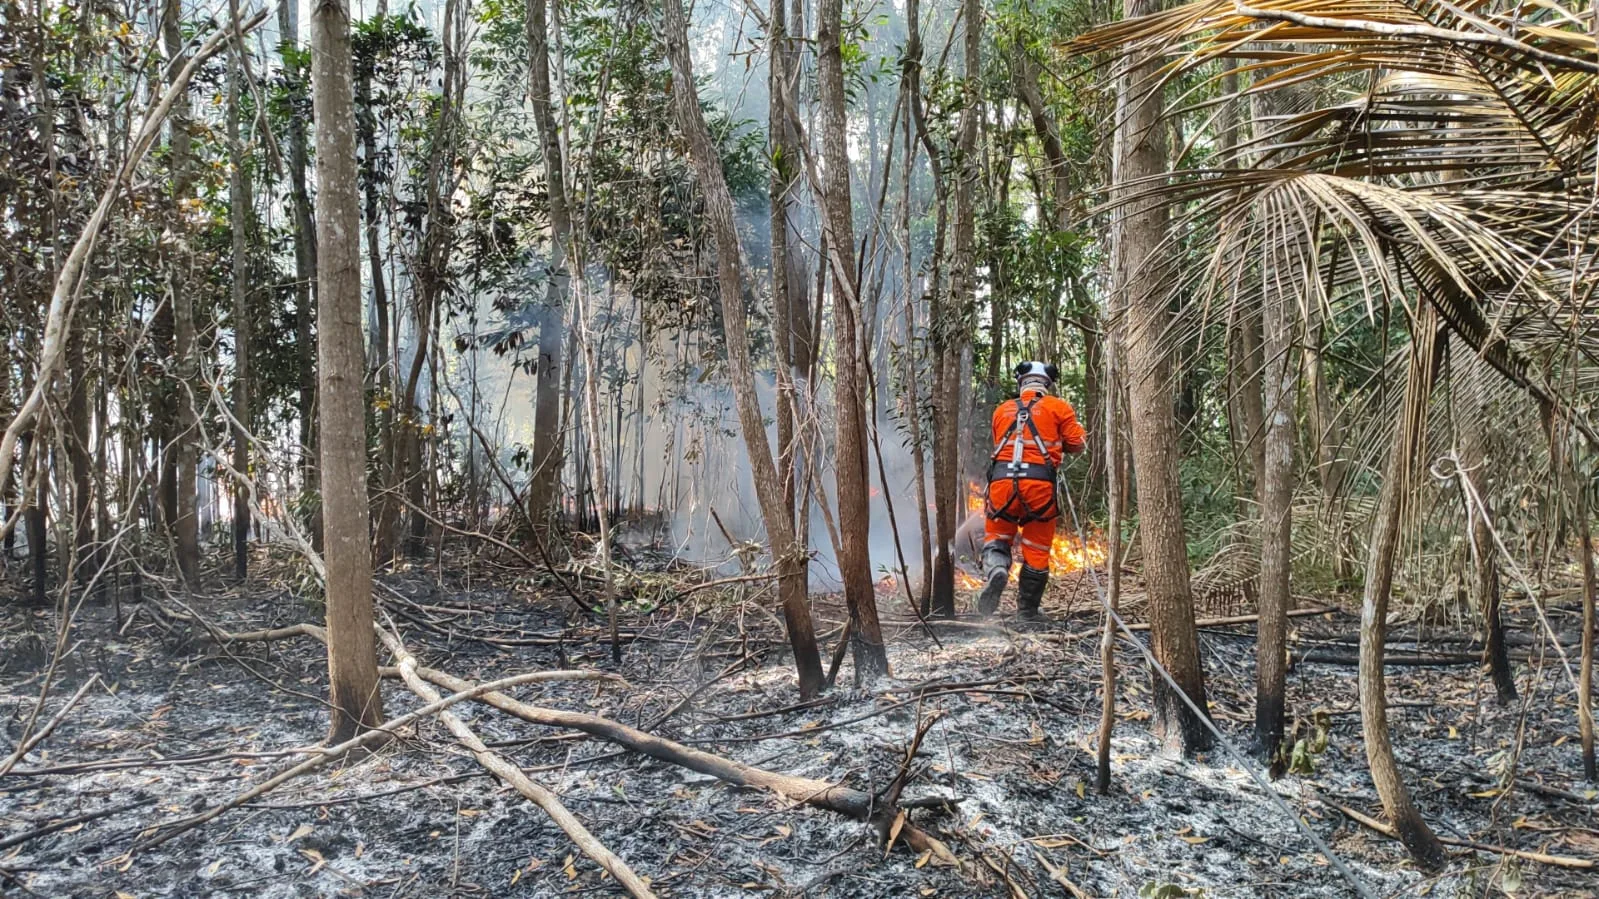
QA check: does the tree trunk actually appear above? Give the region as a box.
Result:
[767,0,818,621]
[1302,309,1350,580]
[163,0,199,587]
[1256,246,1297,773]
[1097,280,1126,795]
[1456,346,1514,704]
[313,0,386,744]
[927,0,977,620]
[818,0,888,679]
[229,38,252,582]
[526,0,571,535]
[903,0,946,616]
[66,327,94,582]
[1116,0,1211,757]
[19,431,47,604]
[576,290,621,661]
[1579,485,1596,782]
[1358,305,1447,871]
[1227,306,1265,514]
[661,0,823,697]
[358,52,396,561]
[400,0,462,560]
[277,0,320,549]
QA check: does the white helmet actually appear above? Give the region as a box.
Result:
[1014,360,1059,388]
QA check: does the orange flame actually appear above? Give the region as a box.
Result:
[966,482,985,515]
[1047,532,1109,575]
[953,531,1109,591]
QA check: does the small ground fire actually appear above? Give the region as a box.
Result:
[954,481,1108,589]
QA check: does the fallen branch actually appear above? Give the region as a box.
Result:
[878,605,1336,633]
[0,799,154,851]
[1332,800,1596,869]
[127,669,592,855]
[0,674,101,777]
[1030,844,1090,899]
[1293,649,1480,667]
[406,662,959,864]
[378,627,655,898]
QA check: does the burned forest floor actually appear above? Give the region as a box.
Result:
[3,555,1598,898]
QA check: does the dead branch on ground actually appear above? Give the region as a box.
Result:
[377,624,656,897]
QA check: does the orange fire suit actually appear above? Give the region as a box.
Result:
[983,388,1087,570]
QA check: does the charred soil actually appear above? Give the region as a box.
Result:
[2,565,1596,897]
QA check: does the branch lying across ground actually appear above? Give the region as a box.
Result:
[127,669,597,855]
[159,601,959,870]
[1331,799,1596,869]
[377,626,656,898]
[0,674,101,777]
[162,606,958,864]
[0,799,155,852]
[407,663,960,864]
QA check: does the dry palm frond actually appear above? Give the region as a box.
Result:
[1068,0,1599,606]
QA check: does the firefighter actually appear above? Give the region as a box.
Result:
[978,361,1087,619]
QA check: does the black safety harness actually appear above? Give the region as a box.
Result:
[985,393,1058,525]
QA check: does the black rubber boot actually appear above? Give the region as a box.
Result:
[976,543,1011,616]
[1015,565,1050,621]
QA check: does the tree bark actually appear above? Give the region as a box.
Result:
[1097,282,1126,795]
[1116,0,1211,757]
[903,0,946,616]
[818,0,888,679]
[163,0,199,586]
[927,0,978,619]
[277,0,321,549]
[1578,486,1595,782]
[1358,305,1448,871]
[66,327,94,582]
[661,0,823,697]
[526,0,571,534]
[1455,346,1514,704]
[357,43,396,560]
[1302,308,1350,580]
[229,35,252,582]
[1255,245,1297,774]
[767,0,816,620]
[313,0,386,743]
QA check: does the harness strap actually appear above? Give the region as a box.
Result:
[988,393,1060,526]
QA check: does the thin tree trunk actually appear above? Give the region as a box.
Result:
[229,36,251,582]
[1302,309,1350,580]
[163,0,199,587]
[277,0,320,548]
[926,0,975,620]
[818,0,888,679]
[903,0,943,615]
[1579,485,1596,782]
[1256,244,1297,774]
[358,54,396,560]
[1096,286,1126,795]
[526,0,571,534]
[575,289,620,661]
[768,0,808,613]
[661,0,823,697]
[1116,0,1211,757]
[313,0,386,744]
[66,327,94,582]
[1456,347,1515,704]
[1358,305,1447,871]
